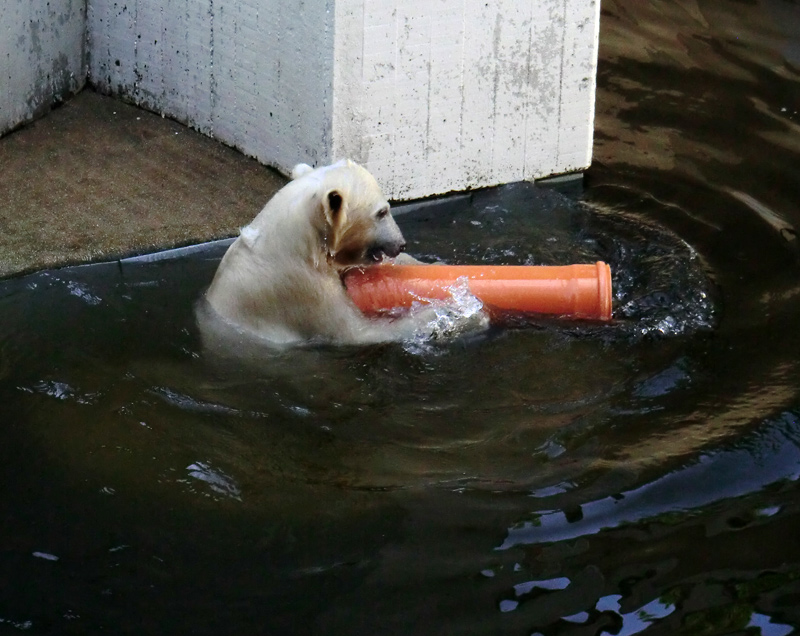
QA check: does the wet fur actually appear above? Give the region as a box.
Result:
[202,159,428,346]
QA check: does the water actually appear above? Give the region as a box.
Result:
[3,1,800,633]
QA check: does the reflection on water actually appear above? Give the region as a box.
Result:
[2,0,800,633]
[498,411,800,549]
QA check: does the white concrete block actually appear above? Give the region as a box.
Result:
[0,0,86,135]
[4,0,600,200]
[88,0,337,172]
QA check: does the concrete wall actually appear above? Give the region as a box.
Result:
[333,0,601,198]
[86,0,336,169]
[0,0,87,136]
[87,0,600,199]
[3,0,600,200]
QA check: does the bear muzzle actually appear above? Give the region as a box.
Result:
[368,240,406,262]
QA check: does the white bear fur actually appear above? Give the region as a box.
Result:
[201,159,431,346]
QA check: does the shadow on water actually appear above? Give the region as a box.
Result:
[3,0,800,634]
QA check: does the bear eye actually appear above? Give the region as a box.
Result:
[376,206,390,219]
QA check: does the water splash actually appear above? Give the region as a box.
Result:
[403,277,490,354]
[398,183,719,341]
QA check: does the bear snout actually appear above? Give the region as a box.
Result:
[368,240,406,261]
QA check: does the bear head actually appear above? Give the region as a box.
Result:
[299,160,407,268]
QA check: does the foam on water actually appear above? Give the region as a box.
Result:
[403,276,490,354]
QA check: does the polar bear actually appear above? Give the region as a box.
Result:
[201,159,431,346]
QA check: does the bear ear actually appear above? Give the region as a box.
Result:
[291,163,314,179]
[323,189,347,228]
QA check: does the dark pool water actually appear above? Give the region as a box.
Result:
[3,1,800,634]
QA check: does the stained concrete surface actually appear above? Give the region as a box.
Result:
[0,89,286,279]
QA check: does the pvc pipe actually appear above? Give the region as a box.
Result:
[344,262,613,321]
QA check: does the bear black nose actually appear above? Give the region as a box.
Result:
[385,241,405,258]
[369,240,406,261]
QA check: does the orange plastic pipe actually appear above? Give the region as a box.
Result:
[344,262,613,321]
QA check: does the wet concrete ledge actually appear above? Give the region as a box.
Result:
[0,89,287,280]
